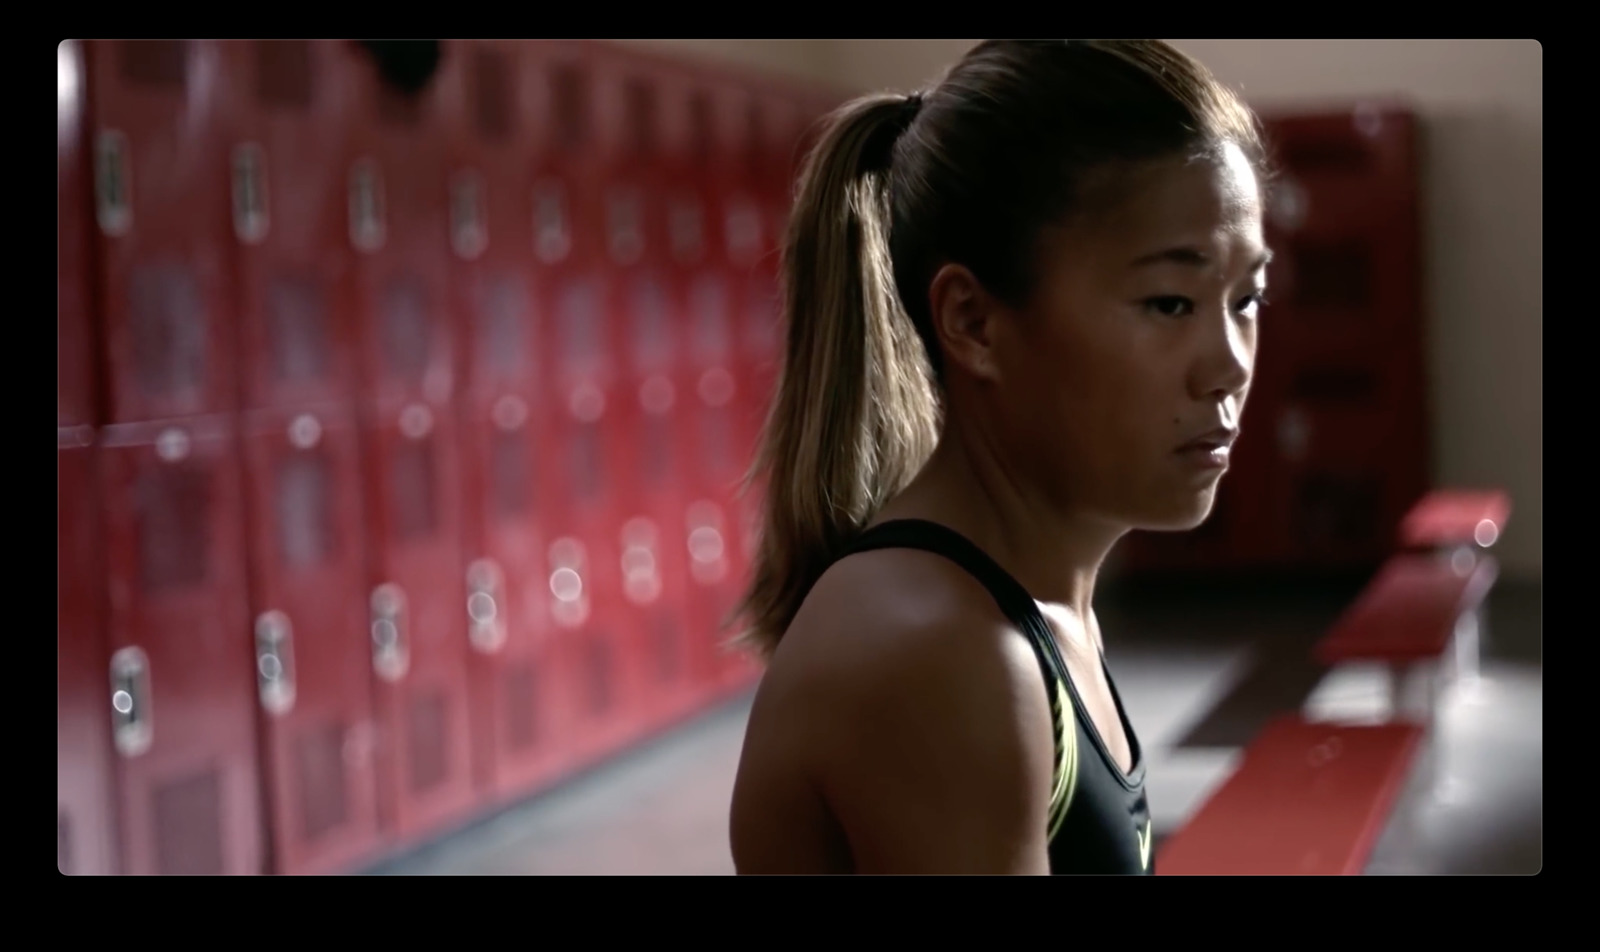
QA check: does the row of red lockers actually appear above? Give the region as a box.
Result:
[57,40,841,876]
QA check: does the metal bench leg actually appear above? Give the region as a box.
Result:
[1388,663,1407,719]
[1454,607,1481,689]
[1391,662,1438,724]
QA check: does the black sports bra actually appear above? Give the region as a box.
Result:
[835,519,1154,874]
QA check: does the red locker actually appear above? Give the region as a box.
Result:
[344,41,478,843]
[1256,106,1428,570]
[541,528,630,764]
[238,406,382,874]
[228,40,361,414]
[531,45,647,760]
[360,402,477,840]
[219,42,385,874]
[60,40,98,428]
[595,49,714,734]
[740,90,796,431]
[448,40,571,803]
[615,261,703,726]
[58,429,118,875]
[661,77,767,693]
[98,415,264,875]
[86,40,238,424]
[459,392,571,798]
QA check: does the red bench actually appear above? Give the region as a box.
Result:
[1400,488,1511,553]
[1314,552,1498,719]
[1396,488,1509,683]
[1157,715,1425,875]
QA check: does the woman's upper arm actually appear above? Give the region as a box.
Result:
[811,604,1058,875]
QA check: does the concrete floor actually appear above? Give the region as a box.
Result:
[363,575,1542,876]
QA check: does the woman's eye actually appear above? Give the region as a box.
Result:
[1144,296,1193,318]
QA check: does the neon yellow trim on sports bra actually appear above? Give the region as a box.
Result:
[1046,676,1078,840]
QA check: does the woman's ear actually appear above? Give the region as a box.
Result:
[927,262,1003,382]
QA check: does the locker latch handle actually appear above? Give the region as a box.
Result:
[451,170,488,261]
[349,159,386,253]
[371,584,410,682]
[255,610,297,715]
[466,559,506,655]
[233,142,269,244]
[95,130,132,237]
[110,646,153,758]
[687,501,729,586]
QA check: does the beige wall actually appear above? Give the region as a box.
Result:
[641,40,1543,581]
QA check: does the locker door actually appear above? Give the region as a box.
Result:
[598,53,709,737]
[543,526,629,764]
[526,45,633,763]
[345,41,480,843]
[59,41,97,428]
[461,391,570,799]
[86,40,238,424]
[362,402,477,840]
[1256,106,1427,570]
[544,267,638,762]
[240,407,381,874]
[230,40,360,413]
[450,39,571,803]
[58,429,118,875]
[670,79,753,694]
[545,277,634,760]
[619,268,698,727]
[99,416,263,875]
[346,41,459,412]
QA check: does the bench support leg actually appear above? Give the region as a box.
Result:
[1453,608,1481,689]
[1390,663,1438,724]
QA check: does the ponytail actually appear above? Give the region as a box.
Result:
[730,93,942,661]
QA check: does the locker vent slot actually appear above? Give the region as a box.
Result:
[1288,239,1373,313]
[587,634,612,715]
[296,720,348,841]
[268,275,331,385]
[381,277,431,386]
[505,663,539,752]
[690,275,731,362]
[121,41,188,89]
[390,438,439,542]
[256,40,313,110]
[138,464,211,591]
[130,263,206,399]
[490,429,531,518]
[278,449,336,568]
[407,693,449,794]
[154,767,225,875]
[473,47,513,143]
[654,614,680,684]
[479,275,531,379]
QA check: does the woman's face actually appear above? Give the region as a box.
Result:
[988,141,1268,532]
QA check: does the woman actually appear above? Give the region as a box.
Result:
[727,40,1272,874]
